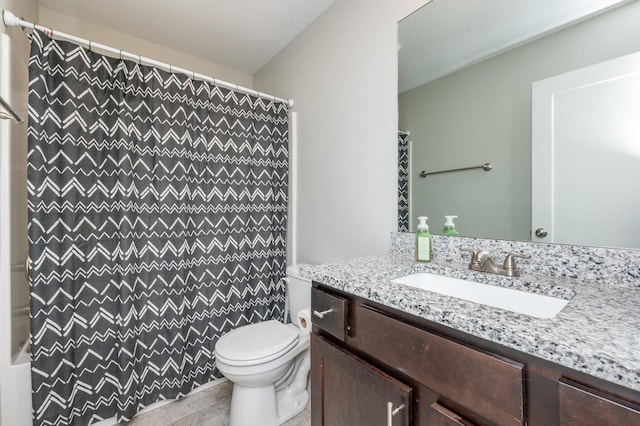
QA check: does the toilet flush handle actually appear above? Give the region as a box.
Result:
[313,308,333,319]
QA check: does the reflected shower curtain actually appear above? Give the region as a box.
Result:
[398,131,410,232]
[27,30,288,426]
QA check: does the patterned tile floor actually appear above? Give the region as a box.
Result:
[124,380,311,426]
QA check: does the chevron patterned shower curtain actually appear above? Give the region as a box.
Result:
[398,132,410,232]
[27,30,288,426]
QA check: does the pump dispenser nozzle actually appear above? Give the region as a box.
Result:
[443,215,459,236]
[417,216,429,231]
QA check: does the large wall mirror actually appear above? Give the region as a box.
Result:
[398,0,640,249]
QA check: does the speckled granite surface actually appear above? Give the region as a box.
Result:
[300,241,640,393]
[391,232,640,288]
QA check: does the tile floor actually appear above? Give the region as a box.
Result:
[123,380,311,426]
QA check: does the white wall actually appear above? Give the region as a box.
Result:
[0,0,36,350]
[0,0,38,424]
[255,0,420,264]
[39,7,253,88]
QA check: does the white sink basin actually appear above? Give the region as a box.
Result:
[392,273,569,319]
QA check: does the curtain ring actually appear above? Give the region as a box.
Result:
[138,54,142,65]
[119,49,123,61]
[192,70,196,81]
[169,64,173,74]
[88,40,92,51]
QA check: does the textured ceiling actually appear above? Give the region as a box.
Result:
[399,0,630,93]
[37,0,336,74]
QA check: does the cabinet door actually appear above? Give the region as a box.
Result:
[559,378,640,425]
[311,333,412,426]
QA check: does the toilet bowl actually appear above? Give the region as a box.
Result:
[215,265,311,426]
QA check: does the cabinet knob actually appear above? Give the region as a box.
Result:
[387,402,405,425]
[313,308,333,319]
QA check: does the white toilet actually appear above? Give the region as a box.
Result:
[215,265,311,426]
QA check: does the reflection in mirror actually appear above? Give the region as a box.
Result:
[531,52,640,248]
[398,0,640,249]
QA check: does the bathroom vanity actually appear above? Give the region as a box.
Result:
[305,237,640,425]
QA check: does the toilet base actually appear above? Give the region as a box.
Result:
[229,383,308,426]
[277,388,309,424]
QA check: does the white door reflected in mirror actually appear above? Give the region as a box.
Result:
[532,51,640,249]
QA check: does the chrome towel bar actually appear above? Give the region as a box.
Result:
[419,162,492,178]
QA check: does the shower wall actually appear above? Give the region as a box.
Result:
[0,1,38,425]
[7,47,29,358]
[1,0,35,358]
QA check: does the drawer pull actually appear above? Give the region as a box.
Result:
[387,402,405,425]
[313,308,334,319]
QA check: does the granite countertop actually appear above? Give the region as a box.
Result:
[300,253,640,393]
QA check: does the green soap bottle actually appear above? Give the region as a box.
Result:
[416,216,432,262]
[442,215,459,236]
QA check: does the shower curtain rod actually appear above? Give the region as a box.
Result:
[2,10,295,108]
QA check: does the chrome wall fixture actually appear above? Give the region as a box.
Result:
[419,162,492,178]
[0,95,24,123]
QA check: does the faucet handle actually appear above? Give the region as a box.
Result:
[502,253,531,276]
[459,247,483,266]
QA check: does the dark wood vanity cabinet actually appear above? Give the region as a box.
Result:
[352,304,524,425]
[310,283,640,426]
[310,287,411,425]
[558,378,640,425]
[311,334,412,426]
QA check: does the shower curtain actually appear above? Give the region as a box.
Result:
[398,132,410,232]
[27,29,288,426]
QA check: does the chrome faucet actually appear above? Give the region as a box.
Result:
[460,248,531,277]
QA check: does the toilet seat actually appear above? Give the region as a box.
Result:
[216,320,300,367]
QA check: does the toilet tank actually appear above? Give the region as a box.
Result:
[286,264,311,319]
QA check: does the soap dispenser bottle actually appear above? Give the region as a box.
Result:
[442,215,459,236]
[416,216,432,262]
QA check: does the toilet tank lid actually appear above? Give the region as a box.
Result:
[216,320,299,363]
[286,264,312,278]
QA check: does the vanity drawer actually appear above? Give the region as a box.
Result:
[311,286,349,341]
[558,378,640,425]
[353,305,525,425]
[428,402,475,426]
